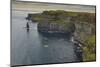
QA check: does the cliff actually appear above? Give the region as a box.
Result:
[38,21,75,34]
[26,10,95,39]
[27,10,77,34]
[26,10,96,61]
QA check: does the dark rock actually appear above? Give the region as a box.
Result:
[37,22,75,35]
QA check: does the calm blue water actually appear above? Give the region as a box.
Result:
[11,10,77,66]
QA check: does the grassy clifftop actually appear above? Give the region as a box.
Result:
[28,10,95,24]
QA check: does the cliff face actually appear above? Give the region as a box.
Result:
[74,22,93,42]
[38,21,75,34]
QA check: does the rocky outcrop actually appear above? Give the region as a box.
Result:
[26,13,41,22]
[26,14,33,20]
[37,22,75,35]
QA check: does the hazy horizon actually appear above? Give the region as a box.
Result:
[12,1,95,13]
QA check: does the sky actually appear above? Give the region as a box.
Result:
[12,0,95,13]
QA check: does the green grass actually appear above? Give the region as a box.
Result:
[83,35,96,61]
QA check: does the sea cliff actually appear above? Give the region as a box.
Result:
[26,10,96,61]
